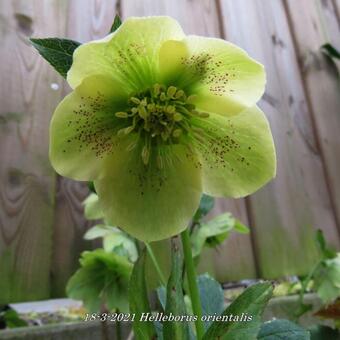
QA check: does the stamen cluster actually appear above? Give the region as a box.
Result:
[115,84,209,164]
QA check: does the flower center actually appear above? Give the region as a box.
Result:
[114,84,209,165]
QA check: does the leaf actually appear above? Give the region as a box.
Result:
[203,282,273,340]
[197,274,224,330]
[129,250,157,340]
[257,319,310,340]
[193,194,215,222]
[66,249,132,313]
[321,43,340,60]
[103,231,138,262]
[315,229,336,259]
[0,307,27,329]
[191,213,247,257]
[83,224,115,240]
[83,193,104,220]
[30,38,81,78]
[84,224,138,262]
[163,241,190,340]
[110,14,122,33]
[313,254,340,303]
[309,325,339,340]
[88,181,96,193]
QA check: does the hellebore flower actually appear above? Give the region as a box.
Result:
[50,16,276,242]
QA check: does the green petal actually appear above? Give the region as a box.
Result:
[159,36,265,115]
[191,106,276,197]
[49,75,129,181]
[68,16,185,91]
[94,144,202,242]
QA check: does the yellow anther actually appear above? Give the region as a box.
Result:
[160,92,167,101]
[173,129,182,138]
[117,128,126,136]
[166,105,175,113]
[141,145,150,165]
[131,107,138,114]
[173,113,183,122]
[115,111,128,118]
[147,103,155,111]
[186,95,197,103]
[153,84,161,96]
[130,97,140,105]
[138,106,148,120]
[175,90,185,99]
[167,86,177,98]
[124,126,134,135]
[140,98,147,106]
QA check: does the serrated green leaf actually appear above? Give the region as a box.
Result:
[257,319,310,340]
[313,254,340,303]
[66,249,132,313]
[203,282,273,340]
[129,250,157,340]
[197,274,224,329]
[193,194,215,222]
[163,242,190,340]
[191,213,244,257]
[30,38,81,78]
[110,14,122,33]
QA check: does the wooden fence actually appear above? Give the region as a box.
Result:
[0,0,339,303]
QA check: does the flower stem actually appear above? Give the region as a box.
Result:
[181,227,205,339]
[145,242,167,286]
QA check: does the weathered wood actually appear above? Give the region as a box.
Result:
[0,0,64,302]
[284,0,340,236]
[220,0,340,278]
[121,0,257,281]
[51,0,118,297]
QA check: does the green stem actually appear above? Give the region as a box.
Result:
[181,227,205,340]
[145,242,167,286]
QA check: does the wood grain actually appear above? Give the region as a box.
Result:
[0,0,65,302]
[220,0,339,278]
[51,0,118,297]
[121,0,257,281]
[284,0,340,235]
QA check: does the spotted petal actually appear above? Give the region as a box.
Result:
[191,106,276,197]
[94,144,202,242]
[68,16,185,92]
[49,75,129,181]
[159,36,265,116]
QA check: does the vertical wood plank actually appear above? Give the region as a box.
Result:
[284,0,340,239]
[220,0,339,278]
[51,0,118,297]
[121,0,257,281]
[0,0,65,302]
